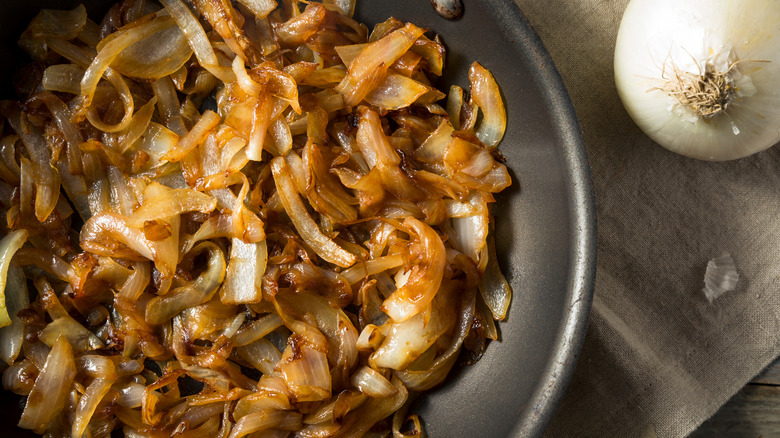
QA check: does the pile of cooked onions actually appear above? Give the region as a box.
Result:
[0,0,512,436]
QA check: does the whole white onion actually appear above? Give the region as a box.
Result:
[614,0,780,160]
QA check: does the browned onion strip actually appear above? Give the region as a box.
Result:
[145,242,226,324]
[163,110,222,162]
[126,185,218,228]
[270,156,357,268]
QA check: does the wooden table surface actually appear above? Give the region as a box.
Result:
[690,357,780,437]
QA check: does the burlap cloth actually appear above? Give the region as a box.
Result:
[508,0,780,436]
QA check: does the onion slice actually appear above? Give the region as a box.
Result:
[0,230,29,328]
[236,0,277,19]
[478,234,512,320]
[17,336,76,434]
[380,217,446,322]
[77,14,173,117]
[351,366,397,398]
[336,23,426,106]
[0,265,28,364]
[220,238,267,304]
[270,156,356,268]
[160,0,236,82]
[469,62,506,147]
[126,185,217,228]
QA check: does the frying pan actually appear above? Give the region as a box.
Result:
[0,0,597,436]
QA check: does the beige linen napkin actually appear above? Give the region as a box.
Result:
[510,0,780,436]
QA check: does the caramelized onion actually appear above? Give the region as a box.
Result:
[0,230,29,327]
[17,336,76,434]
[469,62,506,147]
[0,1,515,436]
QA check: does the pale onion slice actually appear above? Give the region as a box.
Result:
[233,376,292,419]
[151,76,186,134]
[181,212,263,256]
[111,23,193,79]
[364,73,430,111]
[228,410,302,438]
[270,116,293,156]
[334,43,369,67]
[371,282,457,370]
[238,340,283,377]
[56,160,91,221]
[396,288,475,391]
[133,122,180,168]
[9,109,61,222]
[414,119,454,169]
[71,375,116,438]
[79,15,173,114]
[276,293,359,388]
[80,212,177,278]
[116,382,147,408]
[160,0,235,82]
[0,230,29,328]
[118,96,158,153]
[350,366,397,398]
[270,157,356,268]
[233,314,284,347]
[220,238,267,305]
[380,217,447,323]
[340,255,404,285]
[323,0,356,16]
[42,64,84,94]
[302,391,366,425]
[469,61,506,147]
[232,56,262,95]
[278,341,332,403]
[17,335,76,434]
[478,234,512,320]
[236,0,277,19]
[39,317,105,352]
[107,166,138,216]
[450,191,490,271]
[117,262,151,302]
[0,265,28,364]
[356,324,384,351]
